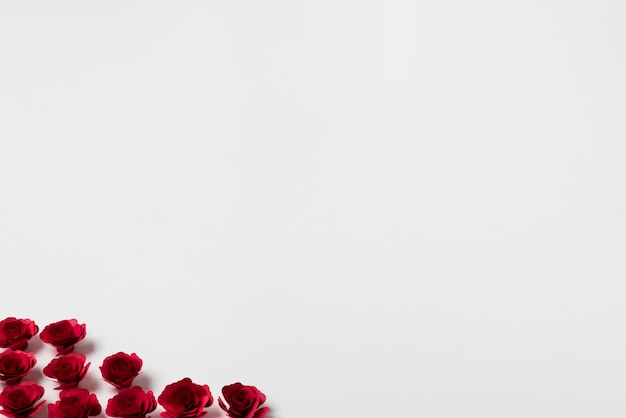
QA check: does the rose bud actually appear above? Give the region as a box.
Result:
[100,352,143,389]
[0,382,45,418]
[40,319,86,355]
[0,350,36,385]
[43,354,90,390]
[218,383,269,418]
[158,378,213,418]
[0,318,39,351]
[48,388,101,418]
[106,387,157,418]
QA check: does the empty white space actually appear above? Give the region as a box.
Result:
[1,1,625,417]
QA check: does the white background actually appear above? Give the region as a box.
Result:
[1,1,625,417]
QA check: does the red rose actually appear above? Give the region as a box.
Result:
[158,378,213,418]
[0,318,38,351]
[106,387,156,418]
[0,350,36,385]
[43,354,90,389]
[218,383,269,418]
[40,319,86,355]
[48,388,101,418]
[100,352,142,389]
[0,382,45,418]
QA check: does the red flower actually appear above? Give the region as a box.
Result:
[106,387,156,418]
[43,354,90,389]
[0,382,45,418]
[158,378,213,418]
[0,318,38,351]
[0,350,36,385]
[40,319,86,355]
[48,388,101,418]
[100,352,142,389]
[218,383,269,418]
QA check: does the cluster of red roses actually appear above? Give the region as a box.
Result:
[0,318,269,418]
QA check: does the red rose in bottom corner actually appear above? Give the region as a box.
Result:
[0,382,45,418]
[43,354,90,389]
[48,389,101,418]
[0,350,36,384]
[0,318,39,351]
[218,383,269,418]
[106,386,157,418]
[40,319,86,355]
[158,378,213,418]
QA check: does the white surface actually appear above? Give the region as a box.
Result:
[1,1,626,417]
